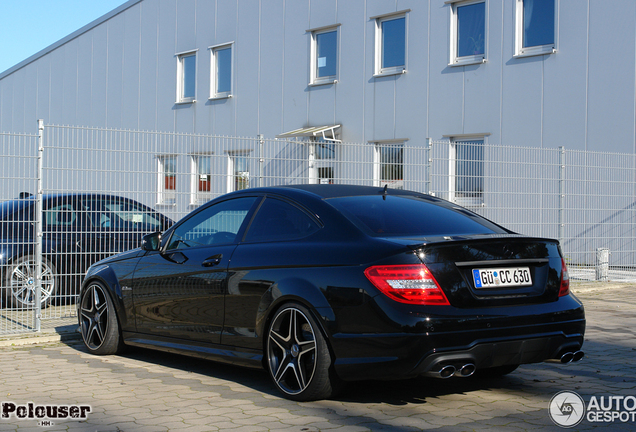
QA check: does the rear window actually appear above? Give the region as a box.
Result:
[327,195,506,237]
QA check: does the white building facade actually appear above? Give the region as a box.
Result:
[1,0,634,153]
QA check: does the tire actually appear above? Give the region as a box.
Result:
[79,282,124,355]
[473,364,519,378]
[266,302,341,401]
[6,255,56,309]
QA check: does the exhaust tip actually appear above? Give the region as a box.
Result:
[439,365,456,379]
[572,350,584,362]
[560,352,574,364]
[455,363,476,377]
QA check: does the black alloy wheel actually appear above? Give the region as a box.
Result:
[266,303,340,401]
[79,282,124,355]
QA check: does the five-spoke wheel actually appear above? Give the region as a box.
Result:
[266,303,340,401]
[7,255,56,309]
[79,282,123,355]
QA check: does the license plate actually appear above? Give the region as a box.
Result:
[472,267,532,289]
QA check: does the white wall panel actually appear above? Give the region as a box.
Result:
[76,33,94,127]
[23,64,38,132]
[35,57,51,127]
[334,0,365,143]
[61,40,79,126]
[257,0,285,138]
[122,5,142,130]
[156,0,177,131]
[48,48,66,126]
[106,16,125,129]
[309,0,336,29]
[0,0,634,155]
[542,0,588,150]
[427,3,463,139]
[138,0,159,131]
[90,25,109,128]
[234,1,260,137]
[586,0,636,153]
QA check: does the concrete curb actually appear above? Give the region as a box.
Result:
[0,324,81,348]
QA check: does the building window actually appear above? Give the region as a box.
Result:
[450,1,486,66]
[310,27,338,85]
[374,13,407,76]
[158,156,177,205]
[192,155,213,204]
[227,152,250,192]
[374,143,404,190]
[515,0,556,57]
[176,51,197,103]
[450,139,484,206]
[210,43,233,99]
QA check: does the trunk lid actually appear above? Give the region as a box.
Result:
[385,234,564,307]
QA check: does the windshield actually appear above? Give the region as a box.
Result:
[327,195,506,237]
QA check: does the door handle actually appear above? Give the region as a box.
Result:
[202,254,223,267]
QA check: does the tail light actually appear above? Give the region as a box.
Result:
[559,258,570,297]
[364,264,450,305]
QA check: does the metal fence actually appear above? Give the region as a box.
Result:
[1,123,634,334]
[0,130,39,333]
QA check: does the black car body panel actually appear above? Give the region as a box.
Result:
[79,185,585,396]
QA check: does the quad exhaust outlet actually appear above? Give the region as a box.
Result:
[546,350,585,364]
[426,363,476,379]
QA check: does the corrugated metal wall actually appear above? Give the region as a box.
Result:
[1,0,635,153]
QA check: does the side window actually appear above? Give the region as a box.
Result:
[244,198,320,243]
[167,197,256,250]
[44,203,77,227]
[84,198,162,230]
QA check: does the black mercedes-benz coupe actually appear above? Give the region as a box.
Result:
[0,193,172,308]
[78,185,585,401]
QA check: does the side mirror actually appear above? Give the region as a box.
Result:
[141,232,162,251]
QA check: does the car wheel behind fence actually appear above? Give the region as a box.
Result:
[5,255,56,309]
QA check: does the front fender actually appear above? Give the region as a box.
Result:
[80,263,134,331]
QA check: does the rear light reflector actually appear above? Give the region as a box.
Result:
[559,258,570,297]
[364,264,450,305]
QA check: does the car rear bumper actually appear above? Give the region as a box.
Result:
[329,297,585,381]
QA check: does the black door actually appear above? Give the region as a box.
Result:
[132,196,258,344]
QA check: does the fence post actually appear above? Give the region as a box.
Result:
[35,119,44,331]
[425,138,432,196]
[595,248,609,281]
[258,134,264,188]
[558,146,565,246]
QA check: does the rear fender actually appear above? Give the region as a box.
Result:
[255,277,336,348]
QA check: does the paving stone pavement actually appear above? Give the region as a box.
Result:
[0,283,634,431]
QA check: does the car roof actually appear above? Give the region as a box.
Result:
[248,184,437,201]
[0,193,143,216]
